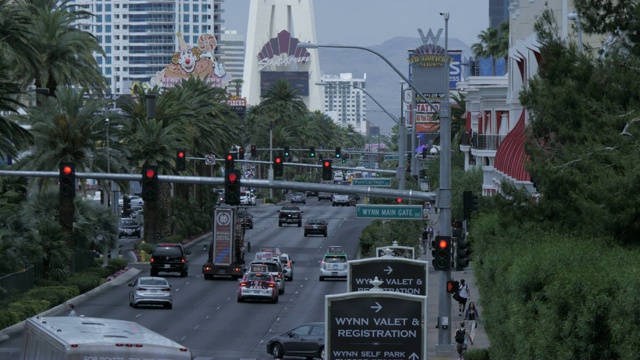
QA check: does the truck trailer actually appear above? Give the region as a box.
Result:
[203,207,246,279]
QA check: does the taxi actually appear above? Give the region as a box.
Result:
[319,247,349,281]
[237,270,278,303]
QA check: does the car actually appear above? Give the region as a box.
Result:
[278,205,303,227]
[237,272,278,303]
[238,210,254,229]
[119,218,142,238]
[128,276,173,309]
[213,189,225,205]
[319,251,349,281]
[119,195,144,207]
[248,260,286,295]
[304,219,328,237]
[331,193,351,206]
[305,190,318,197]
[266,322,325,359]
[290,192,306,204]
[279,253,295,281]
[240,191,256,205]
[150,243,191,277]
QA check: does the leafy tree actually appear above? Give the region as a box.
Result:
[471,26,501,76]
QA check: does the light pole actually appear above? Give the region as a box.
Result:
[269,121,274,199]
[105,118,112,212]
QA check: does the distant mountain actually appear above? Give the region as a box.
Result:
[316,36,471,135]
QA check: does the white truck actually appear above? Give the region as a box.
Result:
[21,316,193,360]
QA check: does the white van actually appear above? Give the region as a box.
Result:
[21,316,193,360]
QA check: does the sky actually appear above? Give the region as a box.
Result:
[222,0,490,48]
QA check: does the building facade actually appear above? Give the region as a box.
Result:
[460,0,604,196]
[241,0,322,111]
[219,29,246,96]
[318,73,368,135]
[71,0,224,95]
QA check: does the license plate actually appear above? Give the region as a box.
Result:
[332,272,338,276]
[218,269,227,274]
[164,264,170,268]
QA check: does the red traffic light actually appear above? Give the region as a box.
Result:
[396,198,402,204]
[228,172,238,182]
[177,151,185,158]
[226,154,233,161]
[62,165,73,175]
[275,157,282,164]
[145,168,156,178]
[323,161,330,167]
[438,239,448,249]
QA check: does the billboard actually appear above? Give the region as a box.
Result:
[260,71,309,96]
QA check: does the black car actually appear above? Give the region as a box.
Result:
[304,219,328,237]
[238,210,254,229]
[150,243,191,277]
[266,322,324,359]
[119,218,142,238]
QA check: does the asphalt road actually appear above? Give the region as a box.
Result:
[0,196,373,359]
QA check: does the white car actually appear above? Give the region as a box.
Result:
[240,191,256,205]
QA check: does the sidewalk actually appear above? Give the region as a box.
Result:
[421,209,490,359]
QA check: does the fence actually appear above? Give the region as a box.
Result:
[0,265,35,303]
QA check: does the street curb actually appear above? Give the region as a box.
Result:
[0,267,141,342]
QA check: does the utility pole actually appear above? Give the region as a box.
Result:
[398,82,406,190]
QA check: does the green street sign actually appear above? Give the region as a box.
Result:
[352,178,392,187]
[384,155,399,161]
[356,205,424,220]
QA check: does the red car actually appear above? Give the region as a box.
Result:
[237,272,279,303]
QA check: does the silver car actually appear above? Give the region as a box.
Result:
[128,277,173,309]
[291,192,306,204]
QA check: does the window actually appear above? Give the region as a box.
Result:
[105,4,111,11]
[105,14,111,22]
[183,14,189,22]
[183,4,188,11]
[193,25,199,33]
[105,67,112,75]
[106,56,112,64]
[183,25,190,33]
[96,4,102,11]
[105,35,111,43]
[105,46,111,54]
[193,4,199,11]
[193,15,199,22]
[106,25,111,32]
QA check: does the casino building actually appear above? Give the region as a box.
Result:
[242,0,323,111]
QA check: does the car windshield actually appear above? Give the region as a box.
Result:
[307,219,324,224]
[120,219,138,226]
[139,278,168,286]
[294,192,304,197]
[324,256,347,263]
[154,246,182,256]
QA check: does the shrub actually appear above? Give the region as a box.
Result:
[465,348,491,360]
[0,310,21,330]
[136,241,154,254]
[24,286,80,307]
[108,258,128,271]
[8,299,50,320]
[263,197,278,204]
[63,273,102,293]
[161,235,183,244]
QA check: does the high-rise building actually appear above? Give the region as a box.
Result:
[71,0,224,95]
[319,73,367,135]
[219,29,246,96]
[242,0,322,111]
[489,0,510,28]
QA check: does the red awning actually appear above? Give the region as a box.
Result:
[494,110,530,181]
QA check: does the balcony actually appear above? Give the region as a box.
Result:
[464,133,507,151]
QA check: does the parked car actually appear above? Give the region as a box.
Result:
[128,276,172,309]
[279,253,295,281]
[237,272,278,303]
[119,218,142,238]
[150,243,190,277]
[290,192,306,204]
[238,210,254,229]
[266,322,325,359]
[304,219,328,237]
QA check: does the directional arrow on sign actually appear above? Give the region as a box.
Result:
[409,353,419,360]
[384,266,393,275]
[371,302,382,313]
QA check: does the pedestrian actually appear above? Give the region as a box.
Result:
[67,303,77,317]
[457,279,470,315]
[455,321,473,360]
[464,301,480,327]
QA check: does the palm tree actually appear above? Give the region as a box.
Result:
[471,27,501,76]
[498,20,510,72]
[16,0,107,95]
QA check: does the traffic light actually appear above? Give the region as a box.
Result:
[422,148,428,159]
[396,198,402,204]
[310,146,316,158]
[342,158,346,164]
[456,236,470,270]
[176,150,186,171]
[238,147,245,160]
[471,193,479,212]
[335,147,341,158]
[224,169,241,205]
[59,162,76,198]
[431,235,451,271]
[122,195,132,217]
[274,156,284,177]
[463,191,472,220]
[446,280,460,294]
[250,145,257,157]
[322,160,332,180]
[419,169,426,179]
[141,165,158,201]
[225,152,235,171]
[284,146,290,157]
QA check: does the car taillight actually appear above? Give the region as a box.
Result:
[287,261,292,267]
[268,283,275,288]
[150,257,155,263]
[239,282,247,287]
[161,288,171,292]
[136,287,147,291]
[204,266,211,271]
[277,273,282,279]
[181,258,186,263]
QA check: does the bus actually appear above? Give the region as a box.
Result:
[21,316,193,360]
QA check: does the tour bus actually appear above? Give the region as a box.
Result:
[21,316,193,360]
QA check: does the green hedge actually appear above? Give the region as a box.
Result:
[63,273,102,293]
[23,286,80,308]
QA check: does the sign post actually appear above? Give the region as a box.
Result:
[326,283,427,360]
